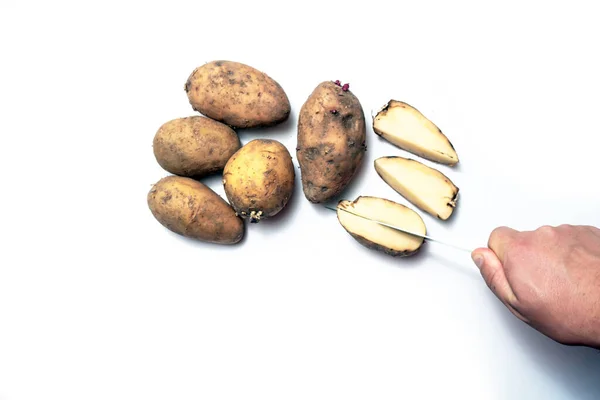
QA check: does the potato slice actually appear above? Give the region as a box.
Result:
[373,100,459,166]
[336,196,426,257]
[375,156,458,220]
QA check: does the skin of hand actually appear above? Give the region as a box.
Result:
[471,224,600,349]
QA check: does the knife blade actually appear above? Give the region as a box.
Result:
[324,205,474,253]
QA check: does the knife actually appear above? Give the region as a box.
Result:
[324,205,474,253]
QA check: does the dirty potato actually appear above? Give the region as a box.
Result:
[184,60,291,129]
[147,175,244,244]
[152,116,241,177]
[297,81,366,203]
[222,139,295,223]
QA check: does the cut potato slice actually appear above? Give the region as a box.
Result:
[375,156,458,220]
[373,100,459,166]
[336,196,426,257]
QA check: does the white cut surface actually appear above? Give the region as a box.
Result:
[375,157,458,220]
[337,196,426,254]
[373,101,458,165]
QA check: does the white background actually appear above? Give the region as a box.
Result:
[1,1,599,399]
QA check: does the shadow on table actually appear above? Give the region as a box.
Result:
[493,300,600,399]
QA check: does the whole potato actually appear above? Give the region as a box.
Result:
[222,139,295,223]
[147,175,244,244]
[184,60,291,129]
[152,116,241,177]
[297,81,366,203]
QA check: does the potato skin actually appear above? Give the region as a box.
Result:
[297,81,366,203]
[152,116,241,177]
[222,139,295,223]
[184,60,291,129]
[349,233,420,257]
[147,175,244,244]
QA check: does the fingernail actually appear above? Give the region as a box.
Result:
[472,254,484,269]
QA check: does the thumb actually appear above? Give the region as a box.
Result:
[471,248,528,323]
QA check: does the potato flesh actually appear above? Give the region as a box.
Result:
[375,157,458,220]
[373,101,458,166]
[337,196,426,255]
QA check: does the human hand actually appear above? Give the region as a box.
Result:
[471,224,600,348]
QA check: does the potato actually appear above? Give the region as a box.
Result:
[336,196,427,257]
[373,100,459,166]
[147,175,244,244]
[297,81,366,203]
[184,60,291,129]
[375,156,459,220]
[152,116,241,177]
[222,139,295,223]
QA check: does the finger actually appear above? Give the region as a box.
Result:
[471,248,515,302]
[586,225,600,238]
[488,226,520,264]
[471,248,529,323]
